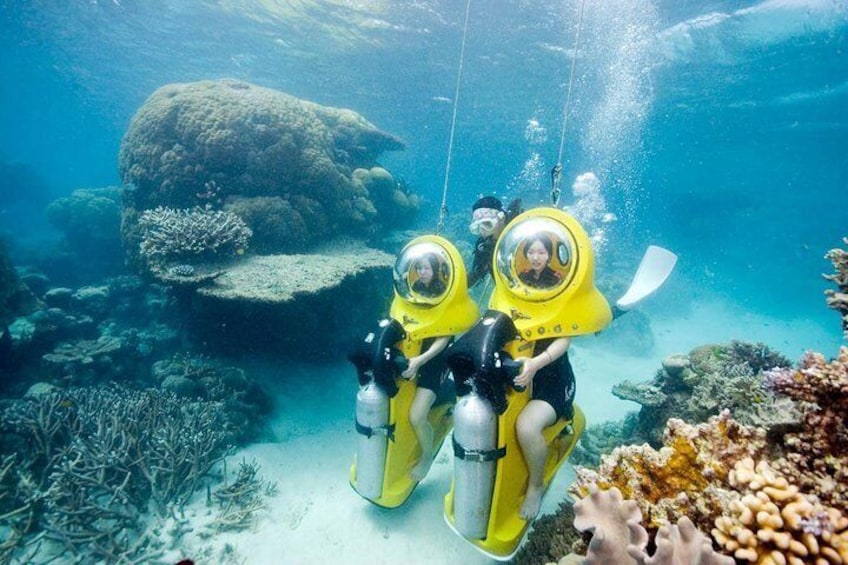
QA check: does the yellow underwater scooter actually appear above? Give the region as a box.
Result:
[349,235,478,508]
[443,207,677,560]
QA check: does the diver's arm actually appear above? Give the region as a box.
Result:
[513,337,571,388]
[402,336,451,379]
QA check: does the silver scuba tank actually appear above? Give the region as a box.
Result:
[453,390,498,539]
[355,381,390,500]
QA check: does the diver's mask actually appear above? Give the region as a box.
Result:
[469,208,503,237]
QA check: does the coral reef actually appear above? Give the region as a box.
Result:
[193,239,393,304]
[46,187,122,250]
[514,499,583,565]
[209,458,277,532]
[824,237,848,339]
[351,166,420,228]
[713,458,848,564]
[4,274,180,395]
[0,384,231,563]
[138,206,252,266]
[763,347,848,514]
[119,79,414,267]
[550,387,847,565]
[571,411,769,533]
[569,413,642,468]
[41,335,124,382]
[612,341,794,446]
[0,239,39,326]
[152,354,272,443]
[224,195,309,253]
[566,486,733,565]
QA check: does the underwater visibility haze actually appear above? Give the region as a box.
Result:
[1,1,847,564]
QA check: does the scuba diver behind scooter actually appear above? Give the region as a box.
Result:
[443,207,677,560]
[348,236,478,508]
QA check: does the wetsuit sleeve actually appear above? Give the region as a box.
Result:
[468,237,493,287]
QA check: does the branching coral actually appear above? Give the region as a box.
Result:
[0,384,231,563]
[138,206,252,265]
[762,347,848,513]
[712,458,848,564]
[824,237,848,339]
[209,458,276,532]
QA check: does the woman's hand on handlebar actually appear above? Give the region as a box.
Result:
[513,357,540,389]
[402,356,422,380]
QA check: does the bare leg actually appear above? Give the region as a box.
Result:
[409,388,437,481]
[516,400,557,521]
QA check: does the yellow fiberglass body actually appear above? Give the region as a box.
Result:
[350,235,478,508]
[444,207,608,559]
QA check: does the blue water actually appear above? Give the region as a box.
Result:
[1,0,846,332]
[1,2,846,563]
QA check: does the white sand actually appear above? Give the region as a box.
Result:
[170,296,842,564]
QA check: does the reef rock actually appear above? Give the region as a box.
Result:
[119,79,416,268]
[156,239,396,357]
[614,342,794,447]
[193,240,393,304]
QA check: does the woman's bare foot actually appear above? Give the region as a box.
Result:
[519,485,543,521]
[410,455,433,481]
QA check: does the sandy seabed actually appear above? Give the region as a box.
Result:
[167,297,842,565]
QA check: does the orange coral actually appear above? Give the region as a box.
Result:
[571,411,768,531]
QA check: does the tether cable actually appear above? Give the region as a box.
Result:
[551,0,587,207]
[437,0,473,234]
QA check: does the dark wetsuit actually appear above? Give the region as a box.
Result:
[412,279,446,297]
[467,236,496,288]
[530,338,575,420]
[415,337,451,393]
[519,266,561,289]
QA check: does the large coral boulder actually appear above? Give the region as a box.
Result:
[118,79,416,264]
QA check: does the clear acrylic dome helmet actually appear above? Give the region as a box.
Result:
[494,216,577,302]
[393,240,454,306]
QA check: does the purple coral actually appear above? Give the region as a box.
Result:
[763,348,848,407]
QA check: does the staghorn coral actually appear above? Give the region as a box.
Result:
[762,347,848,513]
[0,384,231,563]
[712,458,848,564]
[209,458,277,533]
[571,410,769,532]
[138,206,252,265]
[824,237,848,339]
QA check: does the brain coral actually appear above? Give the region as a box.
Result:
[118,79,413,263]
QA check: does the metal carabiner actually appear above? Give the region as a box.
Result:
[550,164,563,207]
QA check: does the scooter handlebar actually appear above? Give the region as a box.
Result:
[391,352,409,373]
[501,358,526,392]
